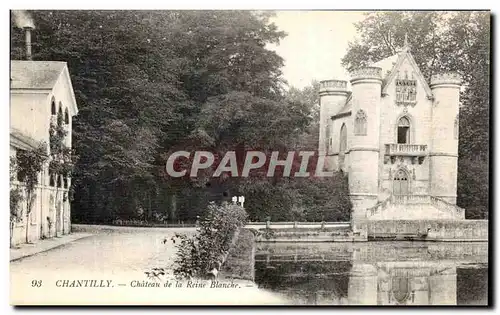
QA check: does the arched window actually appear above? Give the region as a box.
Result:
[58,103,63,127]
[354,110,367,135]
[392,270,411,304]
[64,108,70,125]
[339,123,347,171]
[325,120,332,153]
[49,172,55,187]
[51,98,56,115]
[454,115,459,139]
[397,116,411,144]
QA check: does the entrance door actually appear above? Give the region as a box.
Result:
[391,270,411,304]
[393,169,409,195]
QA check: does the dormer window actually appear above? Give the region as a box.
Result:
[396,79,417,106]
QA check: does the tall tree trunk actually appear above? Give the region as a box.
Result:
[25,193,31,243]
[170,193,177,223]
[10,220,14,248]
[55,188,60,237]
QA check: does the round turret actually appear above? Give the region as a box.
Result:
[430,72,462,88]
[319,79,348,96]
[318,79,349,157]
[347,66,383,220]
[350,67,383,85]
[429,71,462,205]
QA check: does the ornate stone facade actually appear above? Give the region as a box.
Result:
[318,47,463,222]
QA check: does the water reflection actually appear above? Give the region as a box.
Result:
[255,242,488,305]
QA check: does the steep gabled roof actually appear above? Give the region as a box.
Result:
[10,60,79,115]
[10,60,67,90]
[372,54,399,81]
[383,52,433,98]
[329,46,432,120]
[370,49,433,99]
[372,47,432,98]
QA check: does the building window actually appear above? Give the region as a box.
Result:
[63,176,68,189]
[396,79,417,106]
[49,173,55,187]
[58,104,63,127]
[51,98,56,115]
[454,115,459,139]
[397,117,411,144]
[339,123,347,170]
[57,175,63,188]
[15,150,28,182]
[354,110,367,135]
[325,120,332,154]
[64,108,70,125]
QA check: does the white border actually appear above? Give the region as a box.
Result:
[2,1,497,314]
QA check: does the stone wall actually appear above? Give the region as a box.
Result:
[366,219,488,241]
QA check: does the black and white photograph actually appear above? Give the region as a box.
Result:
[8,9,490,306]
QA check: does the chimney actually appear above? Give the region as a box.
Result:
[24,26,33,60]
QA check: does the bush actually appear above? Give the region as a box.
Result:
[172,202,248,279]
[243,173,352,222]
[220,229,255,281]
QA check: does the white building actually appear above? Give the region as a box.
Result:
[10,59,78,245]
[318,42,465,221]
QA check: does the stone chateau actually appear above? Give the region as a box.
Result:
[318,42,465,221]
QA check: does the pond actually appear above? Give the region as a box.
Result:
[254,241,488,305]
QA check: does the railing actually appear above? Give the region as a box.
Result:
[366,195,430,218]
[391,194,431,204]
[385,143,427,156]
[366,194,466,219]
[245,221,350,230]
[319,79,347,90]
[366,196,392,218]
[430,196,465,219]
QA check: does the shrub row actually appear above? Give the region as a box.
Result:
[172,202,248,279]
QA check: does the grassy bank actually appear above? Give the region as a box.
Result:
[221,228,255,281]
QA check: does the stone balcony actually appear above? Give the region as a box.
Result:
[385,143,427,156]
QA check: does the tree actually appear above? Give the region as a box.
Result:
[49,109,75,234]
[12,11,173,222]
[10,157,23,247]
[11,11,306,223]
[15,143,48,243]
[342,11,490,218]
[285,81,321,150]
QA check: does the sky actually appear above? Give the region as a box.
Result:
[268,11,366,89]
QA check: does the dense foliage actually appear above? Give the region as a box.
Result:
[172,202,248,279]
[11,10,352,223]
[13,143,49,242]
[341,11,490,219]
[10,157,23,247]
[285,80,321,150]
[244,174,351,222]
